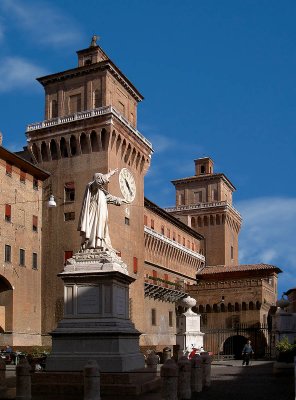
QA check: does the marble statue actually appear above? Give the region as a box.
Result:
[78,169,128,251]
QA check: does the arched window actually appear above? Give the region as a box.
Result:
[70,135,78,156]
[256,301,261,310]
[101,128,108,151]
[50,139,58,160]
[213,304,219,313]
[220,303,226,312]
[210,215,214,225]
[60,137,68,158]
[135,152,141,169]
[140,156,145,172]
[80,133,88,154]
[31,143,40,163]
[110,130,116,149]
[90,131,100,152]
[204,216,208,226]
[199,305,204,313]
[249,301,254,310]
[41,141,49,162]
[235,302,240,311]
[191,217,196,228]
[242,302,247,311]
[198,217,202,227]
[205,304,211,313]
[216,215,221,225]
[227,303,232,312]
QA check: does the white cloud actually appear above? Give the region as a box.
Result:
[0,0,83,47]
[0,57,46,92]
[237,197,296,294]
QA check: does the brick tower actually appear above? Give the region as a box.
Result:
[26,37,153,343]
[166,157,242,266]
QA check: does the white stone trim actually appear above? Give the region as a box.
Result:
[26,105,153,151]
[144,226,205,262]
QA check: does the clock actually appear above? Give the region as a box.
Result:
[119,168,136,203]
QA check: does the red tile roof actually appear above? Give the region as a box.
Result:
[197,263,282,276]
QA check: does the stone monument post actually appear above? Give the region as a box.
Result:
[176,296,204,358]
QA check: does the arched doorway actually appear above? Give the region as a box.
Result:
[0,275,13,344]
[223,335,246,359]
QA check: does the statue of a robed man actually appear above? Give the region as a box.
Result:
[78,169,128,251]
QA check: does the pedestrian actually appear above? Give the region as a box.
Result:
[242,340,254,366]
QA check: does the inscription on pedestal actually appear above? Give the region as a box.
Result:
[77,286,101,314]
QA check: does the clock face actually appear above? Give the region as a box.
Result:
[119,168,136,203]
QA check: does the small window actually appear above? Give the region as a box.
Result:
[133,257,138,274]
[32,215,38,232]
[161,225,165,235]
[125,217,130,226]
[6,162,12,177]
[33,178,38,190]
[64,182,75,202]
[200,165,205,174]
[51,99,58,118]
[169,311,173,327]
[64,212,75,221]
[5,204,11,222]
[172,232,176,241]
[167,228,170,238]
[151,219,154,230]
[64,250,73,265]
[144,215,148,226]
[32,253,38,269]
[183,237,185,246]
[151,309,156,326]
[5,245,11,263]
[231,246,234,260]
[20,170,26,183]
[19,249,25,266]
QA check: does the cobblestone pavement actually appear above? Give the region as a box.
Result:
[139,360,294,400]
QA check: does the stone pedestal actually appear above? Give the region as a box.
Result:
[176,297,204,357]
[45,249,144,372]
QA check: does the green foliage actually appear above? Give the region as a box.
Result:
[275,336,295,353]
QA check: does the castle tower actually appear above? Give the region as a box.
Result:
[166,157,242,267]
[26,37,153,342]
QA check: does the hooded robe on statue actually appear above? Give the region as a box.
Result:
[78,172,124,250]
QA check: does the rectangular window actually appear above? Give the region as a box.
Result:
[5,245,11,263]
[69,94,81,114]
[192,242,194,251]
[144,215,148,226]
[19,249,25,266]
[64,182,75,202]
[125,217,130,226]
[64,251,73,265]
[167,228,170,238]
[133,257,138,274]
[20,170,26,183]
[231,246,234,260]
[6,162,12,177]
[161,225,165,235]
[64,212,75,221]
[183,237,185,246]
[178,235,181,243]
[164,273,169,288]
[32,215,38,232]
[5,204,11,222]
[151,309,156,326]
[173,232,176,241]
[32,252,38,269]
[152,270,157,279]
[169,311,173,327]
[33,178,38,190]
[151,219,154,230]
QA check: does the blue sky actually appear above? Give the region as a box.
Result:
[0,0,295,296]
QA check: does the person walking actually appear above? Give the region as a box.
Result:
[242,340,254,366]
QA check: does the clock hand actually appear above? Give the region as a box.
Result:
[124,179,133,196]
